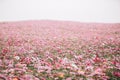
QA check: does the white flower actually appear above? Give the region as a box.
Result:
[71,63,78,69]
[14,56,20,60]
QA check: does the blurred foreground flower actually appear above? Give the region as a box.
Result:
[12,77,20,80]
[55,72,65,78]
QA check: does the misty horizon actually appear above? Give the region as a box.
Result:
[0,0,120,23]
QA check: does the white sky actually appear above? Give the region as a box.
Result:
[0,0,120,23]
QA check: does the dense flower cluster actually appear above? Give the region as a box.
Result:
[0,21,120,80]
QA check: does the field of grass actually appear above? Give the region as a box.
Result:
[0,20,120,80]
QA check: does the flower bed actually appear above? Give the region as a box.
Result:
[0,21,120,80]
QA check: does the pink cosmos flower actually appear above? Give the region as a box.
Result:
[113,71,120,77]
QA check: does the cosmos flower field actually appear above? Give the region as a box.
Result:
[0,20,120,80]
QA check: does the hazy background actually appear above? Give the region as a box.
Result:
[0,0,120,23]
